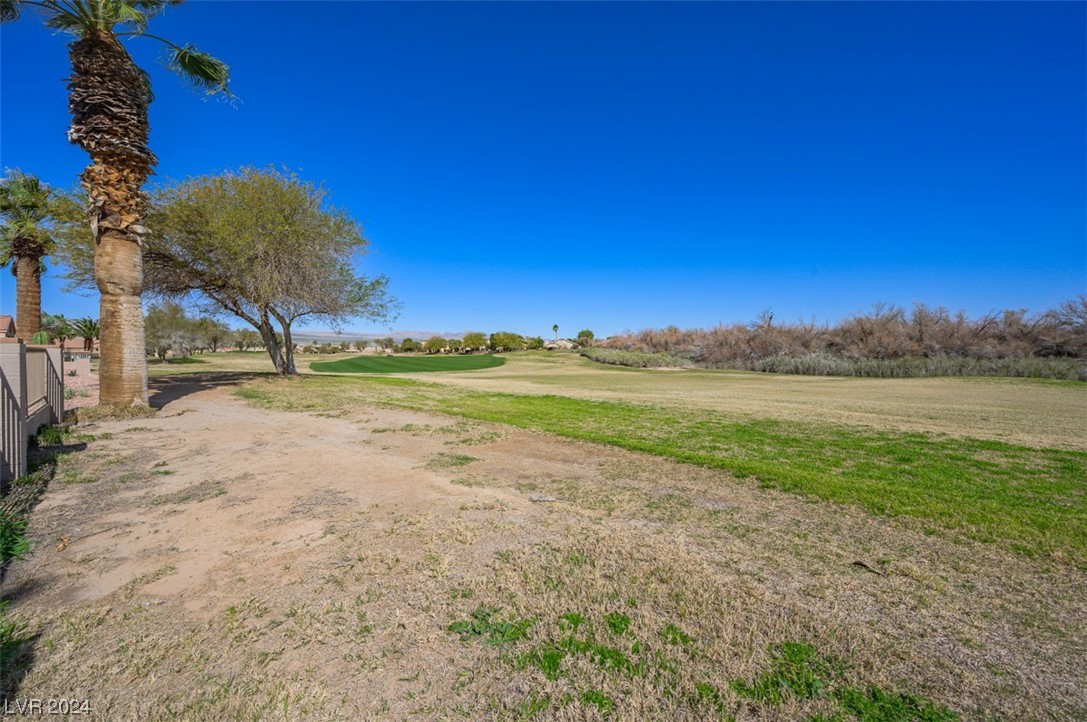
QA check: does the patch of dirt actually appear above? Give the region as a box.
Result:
[2,377,1084,720]
[63,369,98,409]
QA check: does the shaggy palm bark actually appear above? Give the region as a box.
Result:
[68,30,154,405]
[13,255,41,342]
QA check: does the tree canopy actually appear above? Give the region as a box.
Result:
[1,170,56,340]
[489,331,524,352]
[462,331,487,351]
[56,167,398,374]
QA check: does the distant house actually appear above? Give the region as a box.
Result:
[59,338,97,353]
[0,315,15,338]
[544,338,579,351]
[58,339,94,376]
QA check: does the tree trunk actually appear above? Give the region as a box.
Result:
[256,312,288,374]
[280,320,297,375]
[69,30,155,406]
[95,227,147,405]
[266,308,298,376]
[13,256,41,343]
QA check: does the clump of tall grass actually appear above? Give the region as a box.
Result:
[580,347,693,369]
[708,354,1087,381]
[583,347,1085,380]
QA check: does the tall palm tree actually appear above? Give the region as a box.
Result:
[1,0,230,405]
[552,324,559,341]
[0,170,54,343]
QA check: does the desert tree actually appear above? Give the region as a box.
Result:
[2,0,230,404]
[148,168,396,373]
[144,301,199,359]
[57,167,397,374]
[462,331,487,352]
[1054,295,1087,357]
[234,328,261,352]
[489,331,524,352]
[194,317,230,352]
[0,170,55,342]
[423,336,446,354]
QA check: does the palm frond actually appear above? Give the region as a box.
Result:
[1,170,51,218]
[42,0,149,32]
[42,0,94,32]
[104,0,148,31]
[131,0,183,18]
[169,44,230,95]
[0,0,21,23]
[0,234,13,267]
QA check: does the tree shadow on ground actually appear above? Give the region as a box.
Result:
[0,440,81,704]
[0,629,41,704]
[148,371,270,410]
[0,442,83,588]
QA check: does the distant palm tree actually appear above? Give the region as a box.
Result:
[1,0,230,405]
[0,170,54,342]
[72,316,100,352]
[552,324,559,341]
[42,313,72,345]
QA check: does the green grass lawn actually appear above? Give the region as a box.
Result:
[310,354,506,374]
[237,375,1087,565]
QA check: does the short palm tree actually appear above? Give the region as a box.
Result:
[52,318,72,345]
[40,313,71,344]
[0,170,54,342]
[72,316,100,352]
[1,0,230,405]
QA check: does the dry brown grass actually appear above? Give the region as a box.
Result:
[66,403,159,424]
[424,353,1087,451]
[4,377,1084,719]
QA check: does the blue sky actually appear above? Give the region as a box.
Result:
[2,1,1084,338]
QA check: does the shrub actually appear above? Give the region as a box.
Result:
[580,347,693,369]
[0,511,30,563]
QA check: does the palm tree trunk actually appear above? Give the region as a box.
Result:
[95,227,147,405]
[69,30,154,406]
[13,256,41,343]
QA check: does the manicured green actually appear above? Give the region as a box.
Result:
[310,354,505,374]
[236,375,1087,564]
